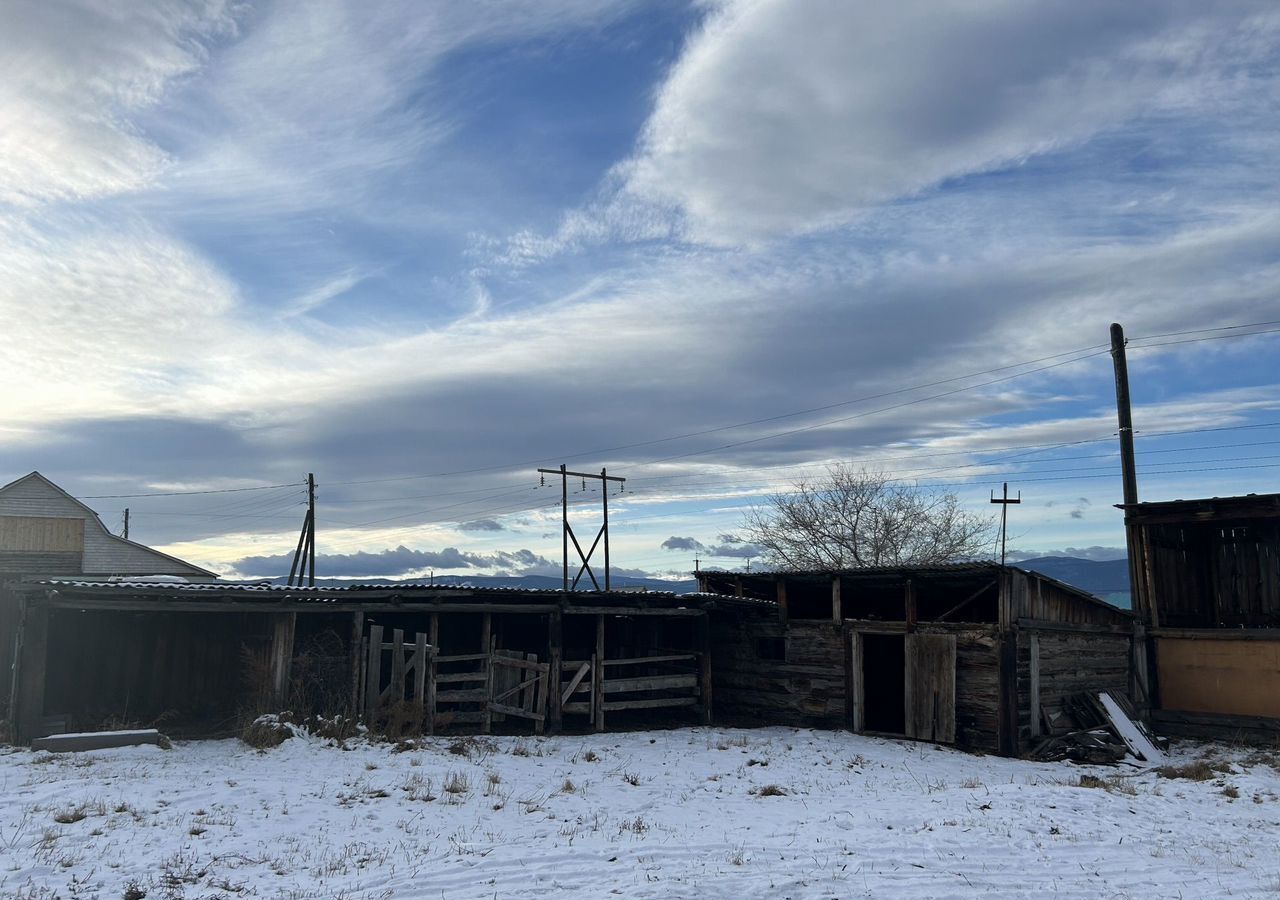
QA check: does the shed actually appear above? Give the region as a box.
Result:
[4,580,714,744]
[1122,493,1280,739]
[697,563,1135,756]
[1,472,217,735]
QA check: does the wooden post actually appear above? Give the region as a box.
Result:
[390,628,406,705]
[997,633,1018,757]
[413,633,428,718]
[14,595,50,744]
[481,613,493,734]
[426,613,439,735]
[594,614,606,732]
[349,611,364,717]
[365,623,383,727]
[548,608,563,733]
[904,579,917,633]
[697,612,713,725]
[269,612,297,709]
[776,578,788,623]
[847,631,864,732]
[1028,633,1041,738]
[831,577,842,622]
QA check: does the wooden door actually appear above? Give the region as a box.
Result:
[904,634,956,743]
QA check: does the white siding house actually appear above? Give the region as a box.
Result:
[0,472,217,580]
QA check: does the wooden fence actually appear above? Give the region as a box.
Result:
[359,626,548,734]
[560,652,706,731]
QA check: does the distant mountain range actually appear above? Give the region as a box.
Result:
[258,556,1128,608]
[1014,556,1131,608]
[263,573,701,593]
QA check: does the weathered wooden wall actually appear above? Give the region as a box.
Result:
[1136,522,1280,627]
[1013,575,1132,627]
[943,627,1001,752]
[709,613,847,727]
[1016,628,1131,751]
[43,608,273,734]
[1155,636,1280,718]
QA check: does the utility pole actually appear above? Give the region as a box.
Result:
[288,473,316,587]
[990,482,1021,566]
[537,465,626,591]
[122,508,129,540]
[1110,323,1139,508]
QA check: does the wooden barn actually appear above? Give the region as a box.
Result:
[1,472,217,736]
[1123,492,1280,740]
[696,563,1136,756]
[4,579,713,744]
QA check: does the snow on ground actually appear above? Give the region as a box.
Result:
[2,727,1279,899]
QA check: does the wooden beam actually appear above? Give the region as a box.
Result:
[594,614,606,733]
[776,578,788,623]
[831,577,842,622]
[348,611,364,717]
[481,613,493,735]
[936,580,996,623]
[548,608,563,733]
[269,612,297,709]
[412,633,428,715]
[365,623,383,727]
[563,606,704,617]
[390,628,406,706]
[426,613,438,735]
[1028,633,1041,738]
[904,579,917,633]
[697,613,713,725]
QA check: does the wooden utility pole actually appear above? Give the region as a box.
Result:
[122,508,129,540]
[537,465,626,591]
[1110,323,1139,508]
[990,482,1021,566]
[288,473,316,587]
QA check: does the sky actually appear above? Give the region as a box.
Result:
[2,0,1279,581]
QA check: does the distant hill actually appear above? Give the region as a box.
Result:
[1015,556,1131,608]
[260,573,700,594]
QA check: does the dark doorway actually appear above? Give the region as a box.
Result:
[862,633,906,734]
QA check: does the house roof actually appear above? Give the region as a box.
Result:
[1,471,219,578]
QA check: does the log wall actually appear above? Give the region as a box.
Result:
[1016,627,1131,751]
[709,613,846,727]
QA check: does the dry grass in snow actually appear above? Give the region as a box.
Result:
[1,727,1279,898]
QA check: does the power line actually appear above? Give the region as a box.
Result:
[79,481,303,499]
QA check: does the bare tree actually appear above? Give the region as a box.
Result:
[740,466,994,570]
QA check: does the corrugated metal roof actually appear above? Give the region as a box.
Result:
[698,561,1002,579]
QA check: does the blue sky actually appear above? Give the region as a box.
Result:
[2,0,1279,579]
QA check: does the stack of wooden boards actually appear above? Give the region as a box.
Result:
[1031,691,1166,765]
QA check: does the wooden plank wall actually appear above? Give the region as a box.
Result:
[1014,574,1132,627]
[1141,522,1280,627]
[708,614,846,727]
[42,609,273,733]
[943,628,1001,752]
[1016,629,1131,751]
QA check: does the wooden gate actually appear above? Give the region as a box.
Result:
[560,653,704,731]
[360,626,550,734]
[904,633,956,743]
[490,650,549,733]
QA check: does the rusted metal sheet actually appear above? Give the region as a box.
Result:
[1156,636,1280,718]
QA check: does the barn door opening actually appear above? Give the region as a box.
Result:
[904,633,956,743]
[860,634,906,734]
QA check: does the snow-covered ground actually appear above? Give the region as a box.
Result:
[2,727,1279,899]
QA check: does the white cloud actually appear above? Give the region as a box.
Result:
[0,0,237,206]
[621,0,1279,244]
